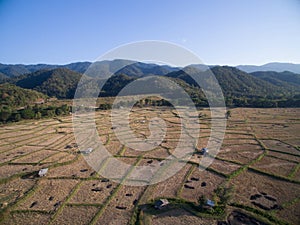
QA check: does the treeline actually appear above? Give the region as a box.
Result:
[226,95,300,108]
[0,104,70,123]
[96,95,300,110]
[98,98,174,110]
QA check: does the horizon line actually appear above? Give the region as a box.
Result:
[1,59,300,67]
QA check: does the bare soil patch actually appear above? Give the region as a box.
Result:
[251,155,297,177]
[12,150,58,164]
[218,149,263,164]
[150,163,192,199]
[52,205,98,225]
[181,169,225,202]
[151,208,217,225]
[0,164,44,179]
[0,178,35,209]
[47,157,94,178]
[276,200,300,225]
[229,171,300,209]
[261,140,300,155]
[69,180,118,204]
[17,179,78,211]
[209,159,241,175]
[2,211,52,225]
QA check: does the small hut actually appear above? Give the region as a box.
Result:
[206,199,215,208]
[81,148,94,154]
[38,168,48,177]
[154,199,169,209]
[200,148,208,155]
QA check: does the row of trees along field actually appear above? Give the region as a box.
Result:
[97,95,300,110]
[0,104,70,123]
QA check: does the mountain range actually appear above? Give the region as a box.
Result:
[1,61,300,78]
[0,62,91,78]
[236,62,300,74]
[1,60,300,107]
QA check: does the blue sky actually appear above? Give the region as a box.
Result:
[0,0,299,65]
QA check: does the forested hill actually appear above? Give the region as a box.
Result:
[250,71,300,87]
[166,66,298,97]
[1,60,300,107]
[211,66,297,97]
[14,68,82,99]
[0,83,47,109]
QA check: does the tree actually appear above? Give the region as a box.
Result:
[35,112,42,119]
[14,113,21,122]
[0,108,12,122]
[198,195,207,209]
[61,104,69,114]
[225,110,231,119]
[55,108,63,116]
[21,108,35,119]
[46,110,55,117]
[215,186,234,205]
[145,98,151,106]
[99,103,111,110]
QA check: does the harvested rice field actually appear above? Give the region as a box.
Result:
[0,107,299,225]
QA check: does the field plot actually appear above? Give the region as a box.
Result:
[2,211,52,225]
[151,208,218,225]
[95,185,146,225]
[0,107,299,225]
[251,155,297,177]
[52,206,98,225]
[16,179,78,211]
[69,180,118,204]
[180,168,225,202]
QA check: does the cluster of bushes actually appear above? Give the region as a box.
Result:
[0,104,70,123]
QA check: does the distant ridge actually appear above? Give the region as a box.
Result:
[0,62,91,78]
[237,62,300,73]
[1,61,300,77]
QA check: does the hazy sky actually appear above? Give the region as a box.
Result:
[0,0,299,65]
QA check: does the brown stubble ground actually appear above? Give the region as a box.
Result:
[0,107,299,225]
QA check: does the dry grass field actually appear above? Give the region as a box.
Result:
[0,107,299,225]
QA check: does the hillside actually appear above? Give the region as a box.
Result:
[114,62,179,77]
[0,83,47,109]
[250,71,300,86]
[212,66,296,97]
[0,72,8,82]
[0,63,30,77]
[84,59,135,78]
[100,74,135,96]
[14,68,83,99]
[166,66,293,97]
